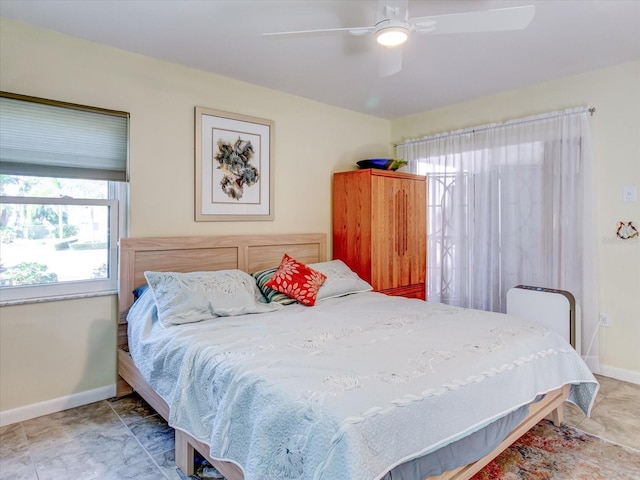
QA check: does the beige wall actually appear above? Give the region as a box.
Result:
[0,18,390,413]
[391,61,640,380]
[0,297,117,411]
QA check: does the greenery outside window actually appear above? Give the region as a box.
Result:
[0,92,129,304]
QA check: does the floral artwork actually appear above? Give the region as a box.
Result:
[214,137,260,201]
[195,106,274,221]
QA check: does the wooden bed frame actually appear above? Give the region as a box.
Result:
[116,233,569,480]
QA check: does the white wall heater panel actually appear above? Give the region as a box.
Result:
[506,285,580,354]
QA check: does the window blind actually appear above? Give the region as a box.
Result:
[0,93,129,181]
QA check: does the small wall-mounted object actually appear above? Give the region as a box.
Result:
[623,185,637,202]
[616,221,639,240]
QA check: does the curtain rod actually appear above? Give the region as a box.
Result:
[394,106,595,148]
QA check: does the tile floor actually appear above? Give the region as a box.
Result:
[1,374,639,480]
[564,374,640,450]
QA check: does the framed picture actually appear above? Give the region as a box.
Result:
[195,107,274,221]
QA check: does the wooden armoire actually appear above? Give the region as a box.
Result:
[332,168,427,300]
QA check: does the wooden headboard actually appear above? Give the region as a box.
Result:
[118,232,327,324]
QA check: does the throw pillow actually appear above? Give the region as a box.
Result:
[265,254,327,306]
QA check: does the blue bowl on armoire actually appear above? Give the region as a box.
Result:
[357,158,408,171]
[357,158,394,170]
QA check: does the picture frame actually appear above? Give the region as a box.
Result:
[195,106,274,221]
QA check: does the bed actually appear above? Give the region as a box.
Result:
[116,233,598,480]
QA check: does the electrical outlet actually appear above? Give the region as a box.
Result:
[600,313,610,327]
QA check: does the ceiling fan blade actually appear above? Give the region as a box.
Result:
[411,5,535,34]
[379,46,403,77]
[263,26,373,38]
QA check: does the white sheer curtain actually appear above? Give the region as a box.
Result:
[397,107,599,371]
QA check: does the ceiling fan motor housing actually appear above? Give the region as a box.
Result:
[375,23,410,46]
[375,3,410,46]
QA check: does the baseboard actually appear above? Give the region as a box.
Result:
[598,364,640,385]
[0,384,116,427]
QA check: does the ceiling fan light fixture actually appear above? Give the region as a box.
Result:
[375,26,409,47]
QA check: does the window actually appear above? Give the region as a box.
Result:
[416,144,542,309]
[398,108,591,314]
[0,93,128,303]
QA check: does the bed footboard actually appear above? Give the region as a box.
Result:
[119,323,570,480]
[121,341,568,480]
[174,384,569,480]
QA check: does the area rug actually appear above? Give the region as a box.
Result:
[472,420,640,480]
[190,420,640,480]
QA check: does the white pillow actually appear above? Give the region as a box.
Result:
[308,260,373,301]
[144,269,281,326]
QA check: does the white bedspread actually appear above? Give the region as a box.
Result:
[128,291,598,480]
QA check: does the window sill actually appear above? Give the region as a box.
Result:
[0,290,117,307]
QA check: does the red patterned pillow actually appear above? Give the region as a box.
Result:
[265,254,327,306]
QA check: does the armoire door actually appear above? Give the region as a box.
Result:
[370,174,426,293]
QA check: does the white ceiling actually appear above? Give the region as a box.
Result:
[1,0,639,119]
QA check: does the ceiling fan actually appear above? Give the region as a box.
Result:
[263,0,535,77]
